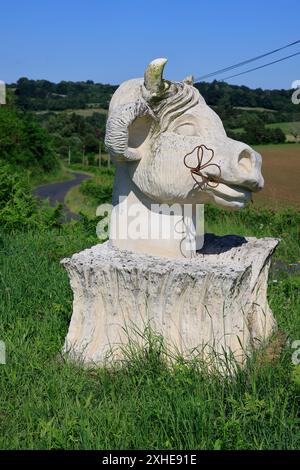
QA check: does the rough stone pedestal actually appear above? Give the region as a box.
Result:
[61,235,279,368]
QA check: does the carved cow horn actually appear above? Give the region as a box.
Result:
[144,58,168,94]
[142,57,176,104]
[104,99,149,161]
[105,58,172,160]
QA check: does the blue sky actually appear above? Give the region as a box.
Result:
[0,0,299,89]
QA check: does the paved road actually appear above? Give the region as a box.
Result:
[33,171,91,222]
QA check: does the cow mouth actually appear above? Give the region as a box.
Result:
[207,182,252,209]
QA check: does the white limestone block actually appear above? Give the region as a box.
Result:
[62,235,279,369]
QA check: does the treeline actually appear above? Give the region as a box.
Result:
[10,78,117,111]
[9,77,297,115]
[194,80,296,113]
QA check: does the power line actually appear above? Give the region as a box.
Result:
[221,50,300,80]
[195,39,300,81]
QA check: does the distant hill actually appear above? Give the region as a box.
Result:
[9,78,117,111]
[7,77,297,114]
[194,80,296,113]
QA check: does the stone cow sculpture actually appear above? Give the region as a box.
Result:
[105,58,264,258]
[62,60,278,367]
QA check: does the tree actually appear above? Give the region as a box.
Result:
[289,123,300,143]
[269,127,285,144]
[84,133,99,153]
[0,106,59,172]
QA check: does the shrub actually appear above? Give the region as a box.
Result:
[0,161,61,231]
[80,168,114,205]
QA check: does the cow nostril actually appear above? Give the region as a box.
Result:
[238,149,253,173]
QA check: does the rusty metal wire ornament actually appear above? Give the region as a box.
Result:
[183,145,221,189]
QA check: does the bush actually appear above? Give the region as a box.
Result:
[79,167,115,204]
[227,117,286,145]
[80,179,113,204]
[0,161,61,231]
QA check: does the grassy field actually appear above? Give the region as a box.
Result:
[233,106,278,113]
[0,211,299,450]
[36,108,108,117]
[65,184,97,218]
[1,147,299,450]
[266,122,300,143]
[64,165,114,217]
[266,121,300,133]
[231,122,300,142]
[31,167,74,188]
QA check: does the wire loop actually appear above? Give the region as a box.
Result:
[183,145,221,189]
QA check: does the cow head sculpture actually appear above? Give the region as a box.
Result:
[105,58,264,211]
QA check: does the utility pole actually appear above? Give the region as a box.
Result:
[105,113,110,168]
[82,145,85,167]
[98,142,102,168]
[68,146,71,166]
[0,81,6,106]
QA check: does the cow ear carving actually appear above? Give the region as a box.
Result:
[183,75,194,85]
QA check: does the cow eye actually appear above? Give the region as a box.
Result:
[173,123,198,136]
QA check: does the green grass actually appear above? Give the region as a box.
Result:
[231,127,244,133]
[231,122,300,140]
[233,106,278,113]
[31,167,74,188]
[65,165,114,217]
[205,204,300,263]
[0,206,300,449]
[65,184,98,218]
[69,157,112,172]
[266,121,300,133]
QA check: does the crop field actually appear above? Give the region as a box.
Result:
[253,144,300,208]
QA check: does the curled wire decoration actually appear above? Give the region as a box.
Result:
[183,145,221,189]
